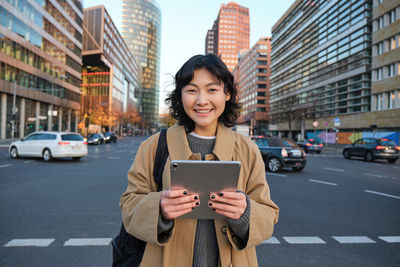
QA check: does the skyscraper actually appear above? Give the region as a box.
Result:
[205,2,250,71]
[0,0,83,139]
[122,0,161,127]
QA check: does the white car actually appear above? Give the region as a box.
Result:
[9,132,88,161]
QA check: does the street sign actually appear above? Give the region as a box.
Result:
[313,121,319,127]
[334,117,340,127]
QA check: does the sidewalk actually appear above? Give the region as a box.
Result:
[0,138,15,147]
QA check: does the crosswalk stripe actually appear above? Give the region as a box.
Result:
[283,237,326,244]
[4,239,55,247]
[378,236,400,243]
[261,237,280,244]
[63,238,112,246]
[332,236,376,244]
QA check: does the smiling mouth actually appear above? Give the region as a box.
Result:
[195,109,212,114]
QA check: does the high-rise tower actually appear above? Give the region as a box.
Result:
[122,0,161,127]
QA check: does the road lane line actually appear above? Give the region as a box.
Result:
[266,172,287,177]
[364,190,400,199]
[0,164,13,168]
[4,239,55,247]
[107,156,120,160]
[309,179,337,186]
[364,173,387,178]
[332,236,376,244]
[63,238,112,246]
[378,236,400,243]
[261,237,280,244]
[24,160,34,163]
[392,166,400,169]
[283,237,326,244]
[324,167,344,172]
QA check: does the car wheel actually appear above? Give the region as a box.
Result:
[388,158,397,163]
[72,157,81,161]
[10,146,18,159]
[364,151,373,162]
[268,157,282,172]
[292,166,304,172]
[43,149,52,162]
[343,150,350,159]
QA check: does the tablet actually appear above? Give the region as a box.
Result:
[170,160,241,219]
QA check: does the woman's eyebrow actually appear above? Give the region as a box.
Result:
[206,82,222,87]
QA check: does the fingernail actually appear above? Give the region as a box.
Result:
[183,191,187,195]
[213,208,216,211]
[194,195,198,200]
[196,202,199,206]
[219,193,224,197]
[208,202,212,207]
[211,194,215,199]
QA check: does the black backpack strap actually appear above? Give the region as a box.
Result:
[153,128,169,192]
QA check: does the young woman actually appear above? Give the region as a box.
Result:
[120,54,279,267]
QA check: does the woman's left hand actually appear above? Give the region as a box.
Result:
[208,191,247,220]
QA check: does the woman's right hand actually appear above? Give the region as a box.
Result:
[160,189,199,220]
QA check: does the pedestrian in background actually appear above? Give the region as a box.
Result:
[120,54,279,266]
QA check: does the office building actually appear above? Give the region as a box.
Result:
[232,37,271,135]
[122,0,161,127]
[82,5,142,133]
[270,0,377,139]
[0,0,83,139]
[205,2,250,71]
[370,0,400,120]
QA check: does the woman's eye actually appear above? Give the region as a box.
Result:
[209,88,218,92]
[186,89,197,93]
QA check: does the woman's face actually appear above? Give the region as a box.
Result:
[181,68,231,136]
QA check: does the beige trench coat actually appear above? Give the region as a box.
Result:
[120,123,279,267]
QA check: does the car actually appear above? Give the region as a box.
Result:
[297,139,323,153]
[9,132,87,162]
[104,132,117,143]
[342,138,399,163]
[87,133,105,145]
[252,136,307,172]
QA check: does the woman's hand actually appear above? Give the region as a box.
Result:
[160,189,199,220]
[208,191,247,220]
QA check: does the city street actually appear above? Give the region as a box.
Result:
[0,135,399,266]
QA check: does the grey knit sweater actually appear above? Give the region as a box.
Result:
[158,132,250,267]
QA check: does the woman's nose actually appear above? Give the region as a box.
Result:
[196,92,209,105]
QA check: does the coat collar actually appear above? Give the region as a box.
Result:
[167,122,235,161]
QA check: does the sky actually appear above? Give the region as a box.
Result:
[83,0,295,113]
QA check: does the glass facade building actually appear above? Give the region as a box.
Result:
[122,0,161,127]
[0,0,83,139]
[270,0,374,138]
[82,5,142,133]
[232,37,271,134]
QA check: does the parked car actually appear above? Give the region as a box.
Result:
[252,136,307,172]
[87,133,105,145]
[297,139,323,153]
[342,138,399,163]
[9,132,87,161]
[104,132,117,143]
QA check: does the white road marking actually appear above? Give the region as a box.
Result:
[266,173,287,177]
[262,237,280,244]
[0,145,9,147]
[392,166,400,169]
[24,160,34,163]
[63,238,112,246]
[107,156,120,160]
[364,190,400,199]
[364,173,387,178]
[378,236,400,243]
[309,179,337,186]
[4,239,55,247]
[324,167,344,172]
[0,164,13,168]
[332,236,376,244]
[283,237,326,244]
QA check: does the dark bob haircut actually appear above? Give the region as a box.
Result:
[165,54,241,132]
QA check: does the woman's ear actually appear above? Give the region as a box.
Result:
[225,93,231,101]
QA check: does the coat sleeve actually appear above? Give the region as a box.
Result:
[119,133,173,245]
[227,139,279,250]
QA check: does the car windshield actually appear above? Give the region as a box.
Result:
[105,133,111,136]
[62,134,83,141]
[253,138,269,147]
[379,139,396,146]
[268,137,298,147]
[89,134,98,138]
[308,140,320,144]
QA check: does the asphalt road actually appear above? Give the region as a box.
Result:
[0,136,399,266]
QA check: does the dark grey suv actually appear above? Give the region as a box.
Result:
[342,138,399,163]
